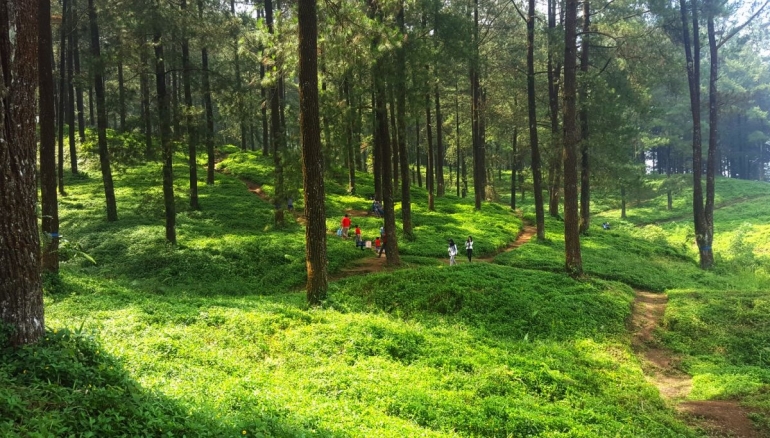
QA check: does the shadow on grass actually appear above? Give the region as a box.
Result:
[0,327,342,438]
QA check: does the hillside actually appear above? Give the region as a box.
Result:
[2,153,770,437]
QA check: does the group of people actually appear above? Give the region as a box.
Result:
[339,214,387,257]
[341,214,476,264]
[448,236,473,266]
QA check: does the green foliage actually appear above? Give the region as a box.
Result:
[15,148,770,436]
[0,327,215,437]
[80,128,148,170]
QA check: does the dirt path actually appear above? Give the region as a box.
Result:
[630,291,763,437]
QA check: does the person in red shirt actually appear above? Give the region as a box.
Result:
[341,214,351,238]
[354,225,363,250]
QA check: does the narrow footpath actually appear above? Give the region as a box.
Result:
[630,291,762,438]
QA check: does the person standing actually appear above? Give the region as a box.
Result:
[465,236,474,262]
[378,234,387,258]
[341,214,351,238]
[354,225,363,250]
[448,239,458,266]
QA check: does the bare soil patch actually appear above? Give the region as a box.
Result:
[631,291,763,437]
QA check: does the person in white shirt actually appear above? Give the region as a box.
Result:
[448,239,458,266]
[465,236,474,263]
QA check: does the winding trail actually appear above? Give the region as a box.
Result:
[630,291,762,438]
[234,172,764,436]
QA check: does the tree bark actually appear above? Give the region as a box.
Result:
[155,30,176,244]
[397,1,413,239]
[57,0,67,194]
[198,3,215,185]
[579,0,590,234]
[511,128,517,210]
[563,0,583,276]
[703,0,718,269]
[181,0,199,210]
[40,0,60,273]
[679,0,709,267]
[455,82,461,197]
[547,0,562,218]
[260,59,269,156]
[66,0,78,174]
[117,56,126,132]
[298,0,328,304]
[471,0,484,210]
[140,47,154,160]
[89,0,118,222]
[0,0,45,346]
[72,2,85,142]
[527,0,545,239]
[426,90,435,211]
[266,0,285,227]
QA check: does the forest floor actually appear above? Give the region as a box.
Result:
[240,175,761,437]
[630,291,762,438]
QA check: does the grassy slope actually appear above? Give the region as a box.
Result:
[3,154,769,436]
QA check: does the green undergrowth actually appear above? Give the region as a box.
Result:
[30,264,697,437]
[660,289,770,417]
[9,145,770,436]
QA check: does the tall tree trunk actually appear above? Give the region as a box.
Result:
[40,0,60,273]
[579,0,590,234]
[66,0,78,174]
[57,0,67,195]
[140,47,154,159]
[511,128,517,210]
[88,86,94,125]
[397,1,413,239]
[72,5,85,142]
[679,0,708,267]
[89,0,118,222]
[375,71,400,266]
[426,91,435,211]
[343,76,356,194]
[155,30,176,244]
[298,0,328,304]
[389,90,399,189]
[621,186,626,218]
[372,90,382,199]
[266,0,285,227]
[415,119,422,188]
[260,60,269,156]
[182,0,199,210]
[547,0,562,217]
[563,0,582,276]
[170,49,181,138]
[527,0,545,239]
[435,84,445,197]
[0,0,45,346]
[199,4,215,185]
[455,82,461,197]
[703,0,718,269]
[471,0,484,210]
[117,56,126,132]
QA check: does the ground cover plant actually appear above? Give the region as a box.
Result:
[4,150,770,436]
